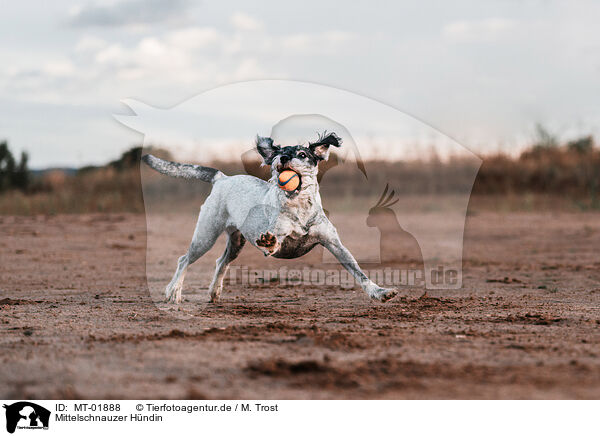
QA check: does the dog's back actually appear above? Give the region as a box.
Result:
[142,155,281,227]
[213,174,283,229]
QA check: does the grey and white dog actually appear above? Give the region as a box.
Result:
[142,132,398,304]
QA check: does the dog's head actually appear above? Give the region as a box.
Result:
[256,131,342,192]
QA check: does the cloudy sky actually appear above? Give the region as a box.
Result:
[1,0,599,168]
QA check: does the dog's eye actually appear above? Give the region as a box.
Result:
[297,152,307,159]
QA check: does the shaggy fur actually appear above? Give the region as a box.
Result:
[142,132,398,304]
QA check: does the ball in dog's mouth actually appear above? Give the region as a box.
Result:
[277,170,301,191]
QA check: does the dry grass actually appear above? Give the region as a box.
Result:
[0,167,143,215]
[1,139,599,215]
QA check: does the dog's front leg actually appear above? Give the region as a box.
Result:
[320,229,397,302]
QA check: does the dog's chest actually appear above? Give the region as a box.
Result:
[272,195,320,258]
[273,233,318,259]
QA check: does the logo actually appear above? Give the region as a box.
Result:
[116,80,480,311]
[3,402,50,434]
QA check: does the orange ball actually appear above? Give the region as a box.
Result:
[278,170,300,191]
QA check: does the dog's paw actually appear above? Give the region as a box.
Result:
[166,293,181,304]
[370,287,398,303]
[256,232,277,253]
[165,287,182,304]
[209,291,220,304]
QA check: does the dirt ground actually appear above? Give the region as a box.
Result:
[1,211,599,399]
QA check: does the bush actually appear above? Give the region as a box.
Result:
[0,141,30,192]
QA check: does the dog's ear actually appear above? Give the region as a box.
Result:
[309,132,342,161]
[256,136,280,165]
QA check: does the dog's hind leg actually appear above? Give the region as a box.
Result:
[165,201,226,303]
[165,253,191,303]
[208,229,246,303]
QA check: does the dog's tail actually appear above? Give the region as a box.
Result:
[141,154,225,183]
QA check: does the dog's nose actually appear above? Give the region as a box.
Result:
[280,155,290,164]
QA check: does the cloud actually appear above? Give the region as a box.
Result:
[442,18,515,42]
[74,35,108,53]
[2,10,359,106]
[42,60,76,77]
[230,12,262,31]
[67,0,191,27]
[281,31,356,54]
[80,21,357,82]
[165,27,221,50]
[79,25,272,85]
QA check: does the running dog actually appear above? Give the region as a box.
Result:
[142,132,398,304]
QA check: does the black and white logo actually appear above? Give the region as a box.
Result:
[3,402,50,434]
